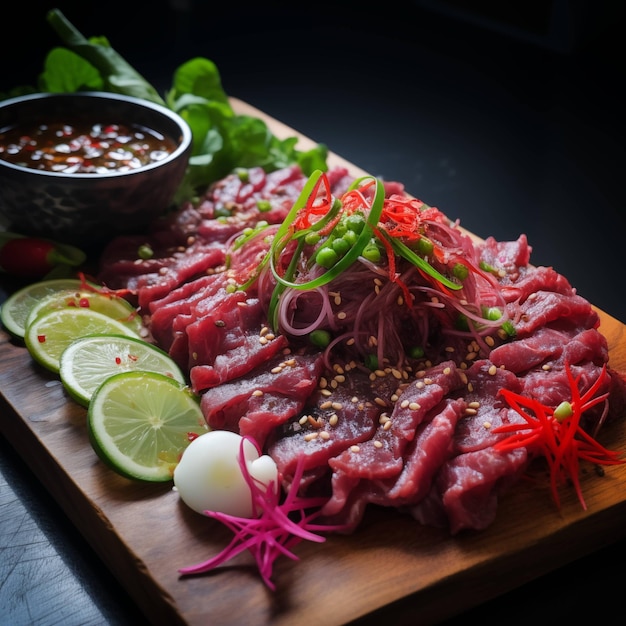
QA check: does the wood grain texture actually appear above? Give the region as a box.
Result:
[1,101,625,626]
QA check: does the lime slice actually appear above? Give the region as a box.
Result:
[24,307,141,373]
[0,278,86,339]
[26,287,145,337]
[60,333,186,407]
[87,371,208,482]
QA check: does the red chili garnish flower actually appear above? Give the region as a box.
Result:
[493,362,624,510]
[179,436,347,590]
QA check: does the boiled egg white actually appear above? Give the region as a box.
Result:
[173,430,278,518]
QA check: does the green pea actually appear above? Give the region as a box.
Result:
[484,307,502,321]
[316,247,339,268]
[214,206,231,218]
[364,354,378,370]
[501,320,516,337]
[343,229,358,246]
[417,237,434,256]
[554,401,573,422]
[453,263,469,280]
[362,242,381,263]
[454,314,469,331]
[257,199,272,212]
[332,237,351,256]
[309,329,331,348]
[333,222,347,237]
[305,232,321,245]
[408,345,425,359]
[137,244,153,260]
[345,213,365,233]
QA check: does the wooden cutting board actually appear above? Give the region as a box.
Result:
[1,100,625,626]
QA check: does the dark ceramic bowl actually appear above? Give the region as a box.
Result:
[0,91,192,246]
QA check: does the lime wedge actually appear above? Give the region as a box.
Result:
[0,278,86,339]
[87,371,208,482]
[24,307,141,373]
[60,333,186,407]
[26,287,145,337]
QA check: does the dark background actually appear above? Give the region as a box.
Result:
[2,1,625,624]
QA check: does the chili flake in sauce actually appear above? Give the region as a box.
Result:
[0,121,177,174]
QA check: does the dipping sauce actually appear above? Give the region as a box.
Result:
[0,121,177,174]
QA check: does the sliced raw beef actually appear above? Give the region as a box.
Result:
[201,352,324,447]
[410,446,528,534]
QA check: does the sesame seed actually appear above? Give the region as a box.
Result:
[415,381,425,389]
[334,374,346,383]
[401,399,410,409]
[443,367,451,375]
[319,431,330,440]
[259,336,268,345]
[424,377,433,385]
[465,351,477,360]
[374,369,386,378]
[445,346,455,353]
[320,400,332,410]
[391,368,403,380]
[468,401,480,409]
[337,311,347,320]
[483,421,492,429]
[271,366,282,374]
[464,407,477,416]
[409,402,421,411]
[350,445,360,453]
[319,377,328,389]
[485,336,495,347]
[542,364,551,371]
[333,364,345,374]
[374,441,383,448]
[252,389,263,397]
[304,433,318,442]
[321,389,332,397]
[374,397,387,407]
[329,414,339,426]
[331,401,343,411]
[488,365,497,376]
[299,415,308,425]
[383,420,392,431]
